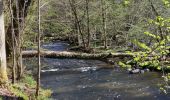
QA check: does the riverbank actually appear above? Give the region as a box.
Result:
[0,75,52,100]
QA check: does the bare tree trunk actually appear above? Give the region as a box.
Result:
[16,0,22,80]
[74,19,81,46]
[85,0,90,48]
[0,0,8,85]
[69,0,86,48]
[22,50,134,59]
[6,0,32,80]
[77,24,81,46]
[101,0,107,49]
[9,0,16,84]
[36,0,41,97]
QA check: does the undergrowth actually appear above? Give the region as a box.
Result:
[9,75,52,100]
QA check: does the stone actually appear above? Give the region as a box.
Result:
[140,70,145,74]
[144,68,150,72]
[129,69,140,74]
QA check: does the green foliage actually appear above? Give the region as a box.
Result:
[132,39,151,51]
[159,73,170,94]
[37,89,52,100]
[10,84,52,100]
[21,75,36,88]
[9,75,52,100]
[144,31,161,40]
[124,0,131,6]
[120,12,170,71]
[118,61,131,68]
[162,0,170,7]
[10,84,29,100]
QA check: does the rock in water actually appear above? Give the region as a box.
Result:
[129,68,150,74]
[140,70,145,74]
[127,68,132,71]
[107,59,115,64]
[129,69,140,74]
[144,68,150,72]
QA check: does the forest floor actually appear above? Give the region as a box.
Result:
[0,75,51,100]
[0,88,14,97]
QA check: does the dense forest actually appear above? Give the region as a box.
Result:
[0,0,170,100]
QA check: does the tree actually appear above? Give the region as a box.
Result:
[0,0,8,85]
[6,0,32,80]
[69,0,86,48]
[85,0,90,48]
[9,0,16,84]
[101,0,107,49]
[36,0,41,97]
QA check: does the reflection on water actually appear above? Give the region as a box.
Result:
[24,42,170,100]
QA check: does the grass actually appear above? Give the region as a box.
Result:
[20,75,36,88]
[9,75,52,100]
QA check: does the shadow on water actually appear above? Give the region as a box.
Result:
[23,41,170,100]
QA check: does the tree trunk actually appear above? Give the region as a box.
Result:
[69,0,86,48]
[0,0,8,85]
[101,0,107,49]
[22,50,134,59]
[36,0,41,97]
[86,0,90,48]
[6,0,32,80]
[9,0,16,84]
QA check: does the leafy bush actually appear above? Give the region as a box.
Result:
[10,84,29,100]
[21,75,36,88]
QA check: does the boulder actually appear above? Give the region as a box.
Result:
[129,69,140,74]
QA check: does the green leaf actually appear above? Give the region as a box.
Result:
[157,66,161,70]
[124,0,130,5]
[132,39,151,51]
[144,31,161,40]
[157,16,164,21]
[118,61,131,68]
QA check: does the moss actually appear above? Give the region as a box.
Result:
[0,67,8,85]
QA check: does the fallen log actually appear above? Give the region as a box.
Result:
[22,50,134,59]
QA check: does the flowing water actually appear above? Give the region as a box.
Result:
[24,41,170,100]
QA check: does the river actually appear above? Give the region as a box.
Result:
[24,41,170,100]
